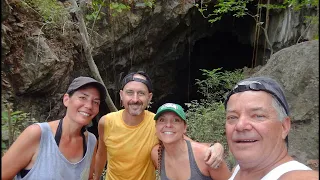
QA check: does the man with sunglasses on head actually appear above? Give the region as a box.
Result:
[94,71,225,180]
[224,76,318,180]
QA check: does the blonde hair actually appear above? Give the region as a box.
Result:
[157,140,164,179]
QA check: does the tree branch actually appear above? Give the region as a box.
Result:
[69,0,118,112]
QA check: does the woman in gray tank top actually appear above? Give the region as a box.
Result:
[151,103,231,180]
[2,76,107,180]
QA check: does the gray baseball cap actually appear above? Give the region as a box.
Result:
[224,76,289,115]
[66,76,107,101]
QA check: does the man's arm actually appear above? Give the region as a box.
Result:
[94,116,108,180]
[150,144,160,169]
[204,142,224,169]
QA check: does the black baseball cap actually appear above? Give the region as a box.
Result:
[121,71,153,92]
[66,76,107,100]
[224,76,289,115]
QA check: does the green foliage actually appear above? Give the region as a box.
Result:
[144,0,156,8]
[85,0,156,21]
[86,0,107,21]
[195,68,245,101]
[1,104,37,155]
[304,15,319,24]
[196,0,318,23]
[258,3,287,10]
[258,0,319,10]
[186,100,227,146]
[2,141,7,149]
[185,68,244,154]
[225,149,237,168]
[2,110,29,142]
[196,0,253,23]
[110,2,131,17]
[86,11,102,21]
[285,0,319,11]
[21,0,69,25]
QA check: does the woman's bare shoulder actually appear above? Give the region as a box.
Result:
[190,141,207,152]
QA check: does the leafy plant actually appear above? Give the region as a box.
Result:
[195,0,318,23]
[110,2,131,17]
[85,0,107,21]
[185,68,244,167]
[195,68,244,101]
[195,0,254,23]
[1,103,37,155]
[20,0,69,25]
[144,0,155,8]
[186,100,227,146]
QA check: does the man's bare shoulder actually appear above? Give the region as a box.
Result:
[151,144,160,159]
[279,170,319,180]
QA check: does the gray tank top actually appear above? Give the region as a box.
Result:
[15,122,97,180]
[160,140,212,180]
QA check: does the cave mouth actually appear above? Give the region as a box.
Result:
[150,31,253,112]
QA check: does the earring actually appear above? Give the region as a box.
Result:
[147,101,152,109]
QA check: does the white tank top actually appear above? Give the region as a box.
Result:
[229,160,311,180]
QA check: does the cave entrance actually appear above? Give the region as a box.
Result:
[150,31,253,112]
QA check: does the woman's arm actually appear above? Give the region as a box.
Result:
[184,134,224,169]
[89,140,98,180]
[192,142,231,180]
[2,124,41,180]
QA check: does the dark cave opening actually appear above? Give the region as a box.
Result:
[150,31,253,112]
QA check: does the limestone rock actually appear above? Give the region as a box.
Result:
[268,7,318,51]
[253,40,319,168]
[14,36,72,95]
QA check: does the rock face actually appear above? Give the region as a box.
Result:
[91,1,318,108]
[268,7,319,51]
[252,40,319,168]
[1,1,79,121]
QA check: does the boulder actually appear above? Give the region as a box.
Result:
[253,40,319,168]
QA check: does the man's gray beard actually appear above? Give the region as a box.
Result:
[128,105,144,116]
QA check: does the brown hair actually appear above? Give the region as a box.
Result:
[155,119,186,179]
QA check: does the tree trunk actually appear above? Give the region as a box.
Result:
[69,0,118,112]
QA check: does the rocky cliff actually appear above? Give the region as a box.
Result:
[253,40,319,169]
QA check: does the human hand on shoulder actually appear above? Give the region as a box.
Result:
[204,142,224,169]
